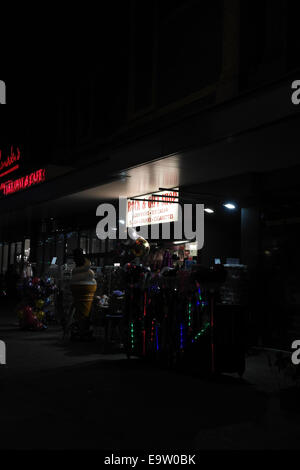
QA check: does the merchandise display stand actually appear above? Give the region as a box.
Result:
[50,255,246,375]
[122,264,244,375]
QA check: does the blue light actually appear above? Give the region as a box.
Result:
[180,323,184,349]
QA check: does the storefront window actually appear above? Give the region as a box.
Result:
[66,232,79,257]
[10,243,15,265]
[24,239,30,262]
[2,243,9,273]
[107,239,116,253]
[56,233,65,265]
[91,236,101,254]
[80,230,101,255]
[36,241,44,276]
[100,239,106,253]
[80,236,86,253]
[44,238,51,267]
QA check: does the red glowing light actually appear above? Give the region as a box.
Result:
[143,291,147,317]
[142,330,146,355]
[0,168,46,196]
[0,146,21,178]
[0,164,20,179]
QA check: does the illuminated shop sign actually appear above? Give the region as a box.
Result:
[0,145,46,197]
[126,189,179,227]
[0,146,21,179]
[0,168,46,196]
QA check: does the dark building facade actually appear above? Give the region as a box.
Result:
[1,0,300,349]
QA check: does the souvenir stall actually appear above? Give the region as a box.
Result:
[122,259,223,373]
[14,219,246,375]
[95,235,246,376]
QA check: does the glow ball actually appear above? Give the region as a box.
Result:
[23,306,33,316]
[131,237,150,257]
[17,309,24,320]
[36,310,45,321]
[36,299,44,309]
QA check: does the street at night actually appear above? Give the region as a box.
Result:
[1,0,300,461]
[1,298,300,450]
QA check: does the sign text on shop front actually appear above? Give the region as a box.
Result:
[0,146,21,179]
[126,190,179,227]
[0,168,46,196]
[96,197,204,247]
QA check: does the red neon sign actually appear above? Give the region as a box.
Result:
[0,146,21,179]
[0,168,46,196]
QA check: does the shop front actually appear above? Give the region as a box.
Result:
[0,162,248,375]
[2,104,300,356]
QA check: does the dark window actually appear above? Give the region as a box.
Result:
[286,0,300,72]
[133,1,155,112]
[158,0,223,106]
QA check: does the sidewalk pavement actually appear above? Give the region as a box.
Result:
[0,299,300,449]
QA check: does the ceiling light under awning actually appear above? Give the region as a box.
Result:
[223,203,236,210]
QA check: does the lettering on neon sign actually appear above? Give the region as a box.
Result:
[0,146,21,179]
[0,168,46,196]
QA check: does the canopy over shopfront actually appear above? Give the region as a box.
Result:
[1,105,300,234]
